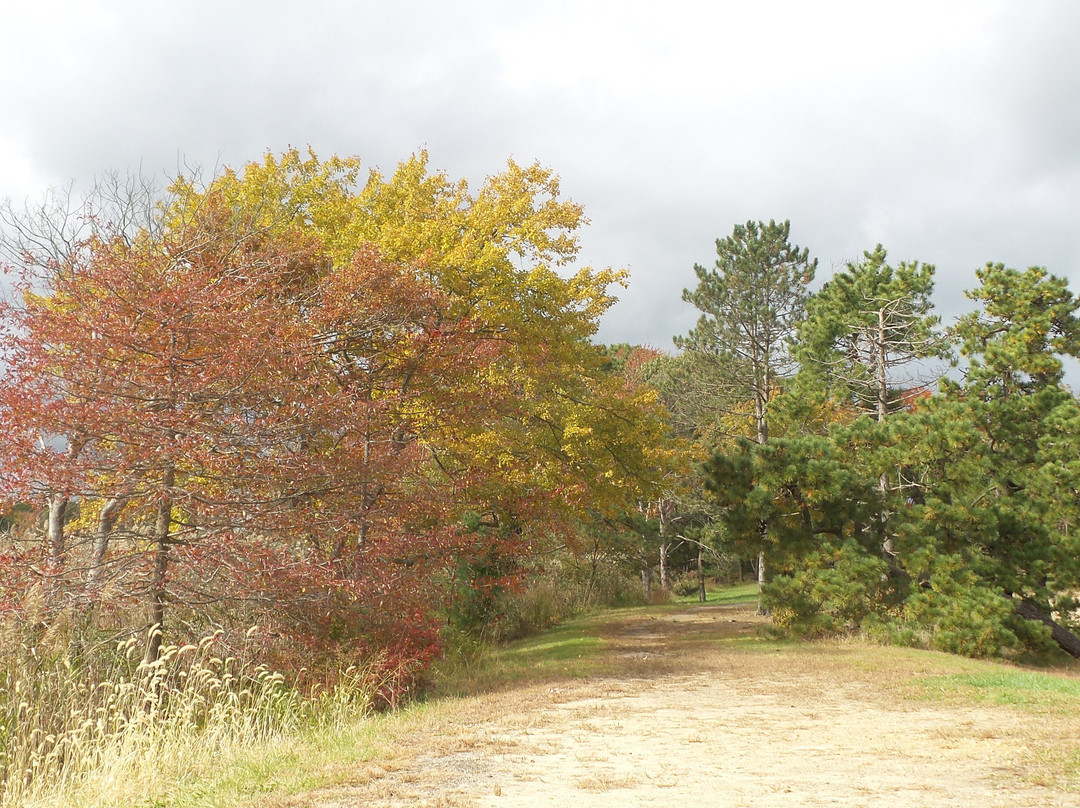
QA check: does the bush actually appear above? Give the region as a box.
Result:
[902,565,1022,658]
[672,575,702,598]
[765,541,892,638]
[446,550,646,646]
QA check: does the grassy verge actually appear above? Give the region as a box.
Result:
[430,611,610,698]
[908,664,1080,790]
[914,668,1080,709]
[673,580,758,605]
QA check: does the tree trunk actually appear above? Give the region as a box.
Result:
[583,543,600,606]
[756,547,767,616]
[754,387,769,445]
[641,557,652,603]
[752,374,770,615]
[1014,600,1080,658]
[876,308,889,423]
[760,520,768,613]
[88,496,126,588]
[874,310,898,557]
[697,547,706,603]
[145,467,173,664]
[45,437,85,574]
[659,542,669,590]
[46,493,68,569]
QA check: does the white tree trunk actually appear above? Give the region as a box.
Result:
[46,493,68,569]
[88,496,126,588]
[756,548,767,616]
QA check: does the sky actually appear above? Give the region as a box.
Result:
[1,1,1078,353]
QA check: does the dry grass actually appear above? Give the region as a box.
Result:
[0,620,384,808]
[572,770,640,791]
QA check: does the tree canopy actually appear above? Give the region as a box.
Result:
[679,248,1080,659]
[0,149,678,674]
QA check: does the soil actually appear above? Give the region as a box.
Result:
[260,603,1080,807]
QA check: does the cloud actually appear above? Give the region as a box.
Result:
[1,1,1077,354]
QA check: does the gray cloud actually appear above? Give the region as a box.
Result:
[2,1,1078,356]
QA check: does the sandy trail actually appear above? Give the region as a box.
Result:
[265,604,1079,807]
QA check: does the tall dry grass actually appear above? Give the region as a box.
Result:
[0,611,383,808]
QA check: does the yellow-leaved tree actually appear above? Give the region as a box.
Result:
[157,148,683,630]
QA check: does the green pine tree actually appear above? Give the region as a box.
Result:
[895,264,1080,657]
[796,244,947,421]
[676,220,816,612]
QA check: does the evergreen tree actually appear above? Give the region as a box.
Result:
[676,219,816,611]
[940,264,1080,655]
[704,429,888,636]
[796,245,946,421]
[731,260,1080,659]
[868,263,1080,658]
[795,245,948,558]
[676,220,816,445]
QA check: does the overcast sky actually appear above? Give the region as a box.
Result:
[2,1,1078,351]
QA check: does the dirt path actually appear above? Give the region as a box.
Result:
[264,604,1079,807]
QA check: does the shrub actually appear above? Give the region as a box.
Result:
[672,575,702,598]
[446,550,646,647]
[902,565,1022,658]
[765,540,893,638]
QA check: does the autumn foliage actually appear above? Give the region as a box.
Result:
[0,150,674,682]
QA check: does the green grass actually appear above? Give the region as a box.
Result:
[432,612,609,696]
[504,630,602,663]
[673,580,758,606]
[916,669,1080,710]
[435,583,765,696]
